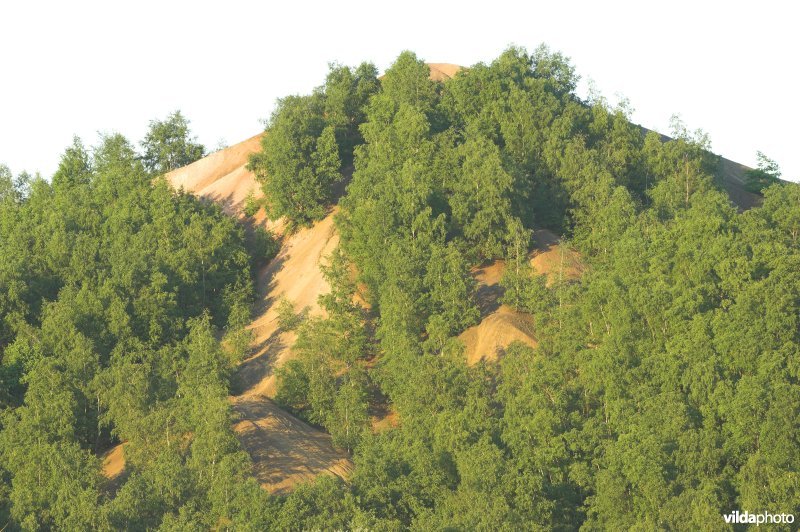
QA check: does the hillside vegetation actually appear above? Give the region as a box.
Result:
[0,130,276,528]
[1,45,799,530]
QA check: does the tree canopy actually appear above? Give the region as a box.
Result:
[140,110,205,175]
[0,125,275,529]
[2,47,798,530]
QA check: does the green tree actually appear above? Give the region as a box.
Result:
[140,110,205,175]
[250,94,339,226]
[745,150,782,193]
[52,136,91,189]
[451,134,518,258]
[0,164,15,203]
[759,182,800,246]
[323,62,379,164]
[0,124,256,528]
[380,51,438,114]
[0,358,104,530]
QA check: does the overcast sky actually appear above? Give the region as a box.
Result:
[1,1,797,181]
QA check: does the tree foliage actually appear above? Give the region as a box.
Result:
[0,125,273,528]
[2,46,798,530]
[140,110,205,175]
[745,150,782,193]
[249,62,379,227]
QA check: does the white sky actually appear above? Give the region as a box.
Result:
[1,0,797,181]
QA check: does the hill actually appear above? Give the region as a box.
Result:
[160,56,773,505]
[8,47,797,531]
[426,63,463,81]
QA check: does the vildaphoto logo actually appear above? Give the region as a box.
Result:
[723,510,795,526]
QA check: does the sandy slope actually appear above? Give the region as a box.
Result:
[530,229,584,286]
[717,155,763,210]
[460,258,537,365]
[184,136,352,492]
[459,229,583,364]
[229,208,350,492]
[378,62,463,82]
[165,133,265,219]
[101,135,352,493]
[238,210,339,398]
[101,443,126,479]
[231,397,352,494]
[427,63,463,82]
[460,307,538,365]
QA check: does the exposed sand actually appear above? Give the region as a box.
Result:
[144,136,351,493]
[237,210,339,399]
[379,62,463,82]
[716,155,763,210]
[460,258,537,365]
[229,206,349,492]
[231,396,352,494]
[530,229,584,286]
[459,306,538,365]
[427,63,463,82]
[165,133,266,220]
[459,229,583,364]
[101,442,126,480]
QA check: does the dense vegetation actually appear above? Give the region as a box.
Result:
[1,47,798,530]
[0,122,281,528]
[249,63,380,227]
[266,48,800,530]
